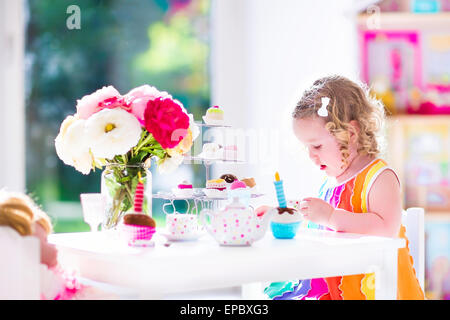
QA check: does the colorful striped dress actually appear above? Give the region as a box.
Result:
[264,159,424,300]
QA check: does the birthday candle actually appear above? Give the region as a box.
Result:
[274,171,287,208]
[134,173,144,213]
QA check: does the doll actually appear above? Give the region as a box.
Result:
[0,190,117,299]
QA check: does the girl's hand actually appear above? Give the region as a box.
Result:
[299,197,334,225]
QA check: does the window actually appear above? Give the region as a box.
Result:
[25,0,210,232]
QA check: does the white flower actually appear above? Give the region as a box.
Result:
[55,115,93,175]
[158,153,184,174]
[85,108,141,160]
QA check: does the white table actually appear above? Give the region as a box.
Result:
[49,228,405,300]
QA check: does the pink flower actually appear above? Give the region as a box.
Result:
[144,97,190,149]
[125,85,172,126]
[76,85,123,119]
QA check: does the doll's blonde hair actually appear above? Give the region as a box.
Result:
[0,190,53,236]
[292,75,386,164]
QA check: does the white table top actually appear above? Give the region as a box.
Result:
[49,228,405,296]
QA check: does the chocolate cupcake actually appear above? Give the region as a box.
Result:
[123,213,156,228]
[220,174,238,184]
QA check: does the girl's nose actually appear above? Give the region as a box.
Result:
[308,147,317,159]
[308,148,320,164]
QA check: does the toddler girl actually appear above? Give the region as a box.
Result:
[0,190,116,299]
[265,75,424,300]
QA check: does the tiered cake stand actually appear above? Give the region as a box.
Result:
[152,121,264,214]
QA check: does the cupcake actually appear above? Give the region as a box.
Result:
[202,105,224,125]
[172,180,194,197]
[120,213,156,246]
[220,173,238,186]
[206,178,227,190]
[230,180,247,190]
[204,178,227,198]
[123,213,156,227]
[270,207,302,239]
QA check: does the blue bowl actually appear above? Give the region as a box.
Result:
[271,221,300,239]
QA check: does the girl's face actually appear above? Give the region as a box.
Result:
[32,222,58,268]
[292,117,353,178]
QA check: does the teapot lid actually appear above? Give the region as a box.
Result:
[228,182,251,207]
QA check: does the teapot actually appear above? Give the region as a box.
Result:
[200,190,273,246]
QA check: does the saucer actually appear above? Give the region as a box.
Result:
[171,187,195,198]
[159,228,206,241]
[202,188,227,199]
[202,117,225,126]
[128,239,155,248]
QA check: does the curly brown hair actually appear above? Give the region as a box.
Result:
[292,75,386,164]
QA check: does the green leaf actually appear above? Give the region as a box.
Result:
[117,176,131,183]
[153,149,166,159]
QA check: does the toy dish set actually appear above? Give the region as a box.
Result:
[148,106,307,246]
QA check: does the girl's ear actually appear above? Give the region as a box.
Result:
[348,120,360,143]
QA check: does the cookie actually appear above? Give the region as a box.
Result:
[241,177,256,188]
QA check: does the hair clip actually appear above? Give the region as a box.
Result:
[317,97,330,117]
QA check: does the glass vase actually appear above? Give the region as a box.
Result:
[101,163,152,229]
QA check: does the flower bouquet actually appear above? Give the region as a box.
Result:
[55,85,199,228]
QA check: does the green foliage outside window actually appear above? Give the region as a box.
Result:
[26,0,210,232]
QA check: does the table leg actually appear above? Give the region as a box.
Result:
[374,249,398,300]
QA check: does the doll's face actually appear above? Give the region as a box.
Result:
[292,117,355,179]
[32,223,58,268]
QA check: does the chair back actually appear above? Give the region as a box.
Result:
[401,208,425,291]
[0,227,40,299]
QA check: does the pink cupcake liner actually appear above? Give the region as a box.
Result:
[120,224,156,246]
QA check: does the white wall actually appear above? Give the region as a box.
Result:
[0,0,26,193]
[211,0,363,207]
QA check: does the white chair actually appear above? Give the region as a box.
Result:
[402,207,425,291]
[0,226,41,299]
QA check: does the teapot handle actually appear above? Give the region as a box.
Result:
[162,201,176,215]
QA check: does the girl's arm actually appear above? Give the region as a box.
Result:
[328,169,402,237]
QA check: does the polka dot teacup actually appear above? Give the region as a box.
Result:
[166,213,201,239]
